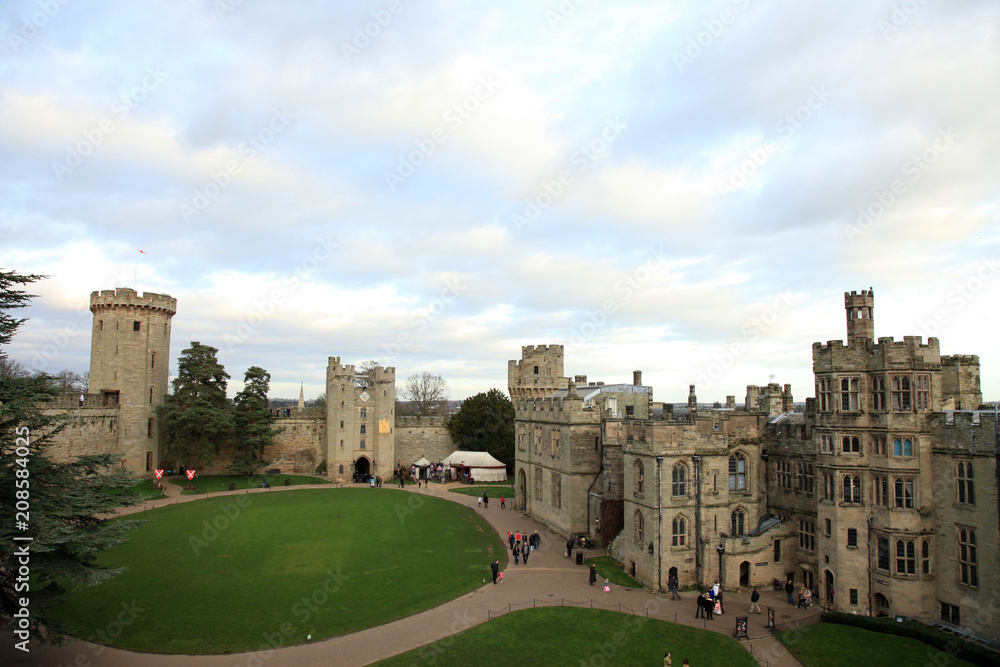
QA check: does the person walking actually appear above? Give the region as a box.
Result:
[589,563,598,586]
[508,531,514,550]
[491,559,499,584]
[522,543,529,565]
[694,592,705,619]
[669,575,681,600]
[749,587,761,614]
[513,547,520,565]
[500,495,505,509]
[566,537,574,559]
[785,579,795,605]
[484,495,489,509]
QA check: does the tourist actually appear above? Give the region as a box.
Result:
[664,652,671,667]
[478,495,482,508]
[589,564,597,586]
[785,579,794,605]
[702,593,714,620]
[515,531,521,547]
[695,592,705,619]
[532,531,541,549]
[522,543,529,565]
[669,574,681,600]
[491,559,499,584]
[500,495,506,509]
[798,585,812,609]
[513,547,520,565]
[566,537,574,559]
[749,587,761,614]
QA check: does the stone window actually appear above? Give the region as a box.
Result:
[534,427,542,454]
[915,374,930,410]
[896,539,916,575]
[822,472,834,501]
[360,424,366,434]
[551,471,561,508]
[877,536,890,570]
[820,434,834,453]
[893,477,914,508]
[671,516,686,546]
[840,377,860,412]
[340,420,344,429]
[145,451,152,471]
[338,464,344,474]
[797,462,814,494]
[890,375,911,411]
[941,602,960,625]
[147,417,153,438]
[340,439,343,448]
[517,429,526,452]
[958,527,977,587]
[133,320,141,331]
[842,474,862,504]
[149,387,153,404]
[798,519,815,552]
[728,453,747,491]
[847,528,858,548]
[871,376,886,411]
[874,475,888,506]
[360,440,366,449]
[773,539,781,562]
[551,430,561,458]
[626,404,634,417]
[818,377,831,412]
[151,352,155,369]
[850,588,859,605]
[956,460,974,505]
[360,408,367,419]
[634,460,644,496]
[634,509,644,544]
[841,435,860,454]
[872,435,886,456]
[731,508,746,536]
[533,365,539,375]
[776,460,791,489]
[671,463,687,497]
[892,437,913,457]
[824,518,831,537]
[922,538,932,575]
[533,468,542,500]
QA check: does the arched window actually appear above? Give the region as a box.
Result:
[338,464,344,474]
[672,463,687,496]
[634,460,644,495]
[729,453,747,490]
[731,508,747,536]
[672,516,687,547]
[634,509,644,544]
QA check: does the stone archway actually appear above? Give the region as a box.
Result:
[517,468,527,511]
[354,456,371,483]
[874,592,890,617]
[739,560,751,588]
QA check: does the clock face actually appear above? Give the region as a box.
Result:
[360,390,370,403]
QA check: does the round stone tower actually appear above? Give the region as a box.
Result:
[88,288,176,475]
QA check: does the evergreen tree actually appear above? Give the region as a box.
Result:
[446,388,515,471]
[227,366,282,475]
[0,270,142,646]
[157,342,232,468]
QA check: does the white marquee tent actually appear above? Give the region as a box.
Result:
[441,450,508,483]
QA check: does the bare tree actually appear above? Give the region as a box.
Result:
[0,356,29,380]
[50,369,87,392]
[401,372,449,416]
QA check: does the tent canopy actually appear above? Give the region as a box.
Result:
[412,457,432,467]
[441,450,507,483]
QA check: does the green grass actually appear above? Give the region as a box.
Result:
[101,478,166,500]
[778,622,978,667]
[586,556,641,588]
[51,488,505,654]
[449,485,513,499]
[170,473,331,495]
[374,606,756,666]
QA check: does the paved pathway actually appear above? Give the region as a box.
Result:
[2,480,809,666]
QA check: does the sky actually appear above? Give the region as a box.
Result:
[2,0,998,404]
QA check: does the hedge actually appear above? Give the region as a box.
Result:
[820,612,999,667]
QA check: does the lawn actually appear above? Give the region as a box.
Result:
[101,478,166,500]
[51,488,505,654]
[586,556,641,588]
[778,622,978,667]
[449,485,513,499]
[374,606,757,666]
[169,473,331,495]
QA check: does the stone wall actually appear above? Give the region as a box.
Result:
[394,415,455,466]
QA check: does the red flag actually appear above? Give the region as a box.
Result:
[138,249,146,254]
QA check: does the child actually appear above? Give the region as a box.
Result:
[603,579,611,593]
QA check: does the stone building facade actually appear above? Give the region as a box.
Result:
[512,290,998,644]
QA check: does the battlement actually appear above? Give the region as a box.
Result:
[326,357,355,376]
[373,366,396,381]
[90,288,176,314]
[844,289,874,302]
[521,344,563,356]
[942,355,980,366]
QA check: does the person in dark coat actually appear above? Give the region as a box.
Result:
[695,592,705,618]
[589,564,598,586]
[566,538,574,559]
[702,593,714,620]
[785,579,795,605]
[522,543,529,565]
[491,559,499,584]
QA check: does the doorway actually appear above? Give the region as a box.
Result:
[740,561,751,588]
[354,456,371,482]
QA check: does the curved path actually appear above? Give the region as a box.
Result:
[2,480,805,666]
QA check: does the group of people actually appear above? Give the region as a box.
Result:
[507,530,540,565]
[477,490,507,509]
[694,583,724,620]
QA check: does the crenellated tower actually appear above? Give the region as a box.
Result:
[88,288,176,475]
[508,344,569,400]
[325,357,395,482]
[844,289,874,346]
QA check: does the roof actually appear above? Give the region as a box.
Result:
[441,450,507,468]
[412,457,432,467]
[769,412,805,426]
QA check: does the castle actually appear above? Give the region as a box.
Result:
[512,290,998,643]
[44,288,457,483]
